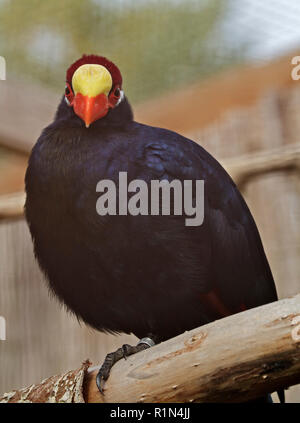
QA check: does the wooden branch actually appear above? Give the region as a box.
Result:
[83,294,300,403]
[0,191,25,219]
[1,143,300,220]
[2,294,299,403]
[222,144,300,188]
[0,361,90,403]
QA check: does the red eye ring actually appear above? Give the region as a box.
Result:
[65,82,74,106]
[108,85,122,108]
[114,88,120,97]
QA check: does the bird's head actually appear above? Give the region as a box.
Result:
[65,55,123,128]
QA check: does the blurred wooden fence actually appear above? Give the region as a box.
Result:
[0,83,300,401]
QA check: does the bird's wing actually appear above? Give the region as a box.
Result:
[130,127,278,317]
[73,125,277,323]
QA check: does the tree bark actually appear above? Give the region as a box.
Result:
[84,294,300,403]
[0,361,90,403]
[1,294,299,403]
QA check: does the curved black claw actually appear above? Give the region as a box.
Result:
[96,339,154,395]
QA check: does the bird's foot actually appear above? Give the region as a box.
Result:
[96,337,155,394]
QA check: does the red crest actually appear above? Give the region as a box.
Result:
[66,54,122,88]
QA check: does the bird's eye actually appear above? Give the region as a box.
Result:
[114,88,120,97]
[64,83,74,106]
[108,87,122,108]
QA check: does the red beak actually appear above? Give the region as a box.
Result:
[73,93,109,128]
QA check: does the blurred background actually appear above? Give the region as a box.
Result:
[0,0,299,402]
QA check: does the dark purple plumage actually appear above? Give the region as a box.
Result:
[25,56,281,402]
[25,94,277,339]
